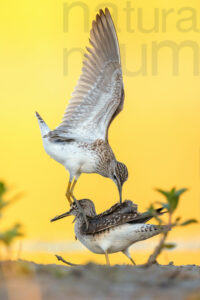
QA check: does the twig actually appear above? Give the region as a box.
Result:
[147,213,172,265]
[55,254,81,267]
[147,231,169,265]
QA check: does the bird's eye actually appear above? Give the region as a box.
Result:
[113,174,117,181]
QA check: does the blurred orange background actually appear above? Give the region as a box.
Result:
[0,0,200,265]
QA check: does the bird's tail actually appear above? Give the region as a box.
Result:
[142,224,171,241]
[35,111,50,136]
[148,224,171,239]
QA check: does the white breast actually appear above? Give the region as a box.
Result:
[75,223,162,254]
[75,222,146,254]
[42,138,97,177]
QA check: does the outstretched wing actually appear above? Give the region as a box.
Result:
[49,8,124,143]
[82,207,165,234]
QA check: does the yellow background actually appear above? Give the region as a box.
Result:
[0,0,200,265]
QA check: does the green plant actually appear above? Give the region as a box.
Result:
[147,187,197,265]
[0,181,23,249]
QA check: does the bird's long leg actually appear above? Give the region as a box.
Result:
[105,251,110,266]
[128,257,136,265]
[69,177,89,229]
[65,181,72,204]
[68,177,80,203]
[69,179,77,199]
[122,249,136,265]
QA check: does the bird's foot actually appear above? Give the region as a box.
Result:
[71,194,89,230]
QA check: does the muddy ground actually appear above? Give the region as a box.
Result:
[0,261,200,300]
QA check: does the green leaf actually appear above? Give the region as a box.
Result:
[168,196,179,213]
[180,219,198,226]
[0,182,8,212]
[156,189,170,198]
[156,187,188,214]
[175,216,181,222]
[170,187,176,194]
[175,188,188,197]
[156,201,171,212]
[162,243,177,249]
[146,204,155,214]
[0,182,6,196]
[0,223,23,246]
[0,199,9,210]
[162,203,170,211]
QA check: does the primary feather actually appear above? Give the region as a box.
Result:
[48,8,124,143]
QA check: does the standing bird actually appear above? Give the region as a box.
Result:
[51,199,169,265]
[36,8,128,208]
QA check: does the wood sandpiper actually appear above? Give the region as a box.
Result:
[51,199,169,265]
[35,8,128,214]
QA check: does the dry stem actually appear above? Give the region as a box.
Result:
[147,213,172,265]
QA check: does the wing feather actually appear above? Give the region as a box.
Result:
[48,8,124,142]
[82,207,165,234]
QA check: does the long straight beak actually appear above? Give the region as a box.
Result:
[117,180,122,203]
[50,210,72,222]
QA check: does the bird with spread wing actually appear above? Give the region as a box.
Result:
[36,8,128,213]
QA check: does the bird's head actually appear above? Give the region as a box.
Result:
[50,199,96,222]
[109,161,128,203]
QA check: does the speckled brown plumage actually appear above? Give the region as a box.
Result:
[51,199,169,265]
[51,199,165,235]
[80,200,164,234]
